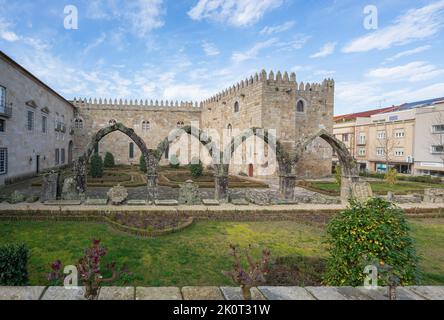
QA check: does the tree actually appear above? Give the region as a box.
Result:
[90,153,103,178]
[139,155,147,173]
[334,165,342,186]
[324,198,419,286]
[189,157,203,178]
[103,152,115,168]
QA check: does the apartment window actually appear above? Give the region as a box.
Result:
[27,110,34,131]
[358,133,366,145]
[55,149,60,165]
[376,148,385,157]
[0,148,7,174]
[142,120,150,131]
[377,131,386,139]
[296,100,305,113]
[394,148,405,157]
[42,115,47,133]
[61,148,65,164]
[342,133,349,142]
[394,129,405,138]
[432,124,444,134]
[129,142,134,159]
[0,119,4,132]
[0,86,5,110]
[431,145,444,154]
[358,148,366,156]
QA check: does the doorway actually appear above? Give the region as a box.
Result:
[248,164,254,177]
[36,155,40,174]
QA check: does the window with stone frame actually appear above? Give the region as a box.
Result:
[129,142,135,159]
[376,147,385,157]
[0,119,5,132]
[42,115,47,133]
[109,119,117,126]
[377,130,386,139]
[296,100,305,113]
[394,148,404,157]
[234,101,240,113]
[61,148,65,164]
[394,129,405,138]
[74,118,83,129]
[55,149,60,165]
[177,121,184,128]
[27,110,34,131]
[142,120,150,131]
[0,86,6,111]
[0,148,7,175]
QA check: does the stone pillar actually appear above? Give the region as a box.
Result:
[279,174,297,201]
[340,175,360,204]
[73,158,87,201]
[146,174,158,203]
[41,171,60,202]
[215,175,229,203]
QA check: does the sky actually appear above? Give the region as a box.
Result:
[1,0,444,115]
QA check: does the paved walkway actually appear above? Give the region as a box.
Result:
[0,286,442,300]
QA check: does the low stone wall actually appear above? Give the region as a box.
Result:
[0,286,442,300]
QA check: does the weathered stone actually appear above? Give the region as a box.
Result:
[220,287,266,300]
[8,191,26,204]
[408,286,444,300]
[202,199,220,206]
[336,286,373,300]
[61,177,79,200]
[258,286,315,300]
[181,286,224,300]
[40,171,60,202]
[0,286,46,300]
[85,198,108,205]
[215,175,229,203]
[279,174,296,201]
[423,189,444,203]
[356,287,425,300]
[155,199,179,206]
[387,191,395,202]
[136,287,182,300]
[98,287,134,300]
[107,184,128,205]
[178,180,201,205]
[26,195,39,203]
[305,287,347,300]
[44,200,82,206]
[231,198,250,206]
[351,181,373,203]
[42,287,86,300]
[127,200,147,206]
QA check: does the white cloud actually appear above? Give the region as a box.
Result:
[386,45,432,62]
[343,1,444,53]
[0,18,19,42]
[367,61,444,82]
[188,0,283,27]
[163,84,213,101]
[202,41,220,56]
[260,21,295,35]
[128,0,165,37]
[231,38,278,63]
[83,34,107,54]
[276,34,310,51]
[310,42,336,58]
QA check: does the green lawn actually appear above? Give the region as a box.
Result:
[0,219,442,286]
[306,181,444,195]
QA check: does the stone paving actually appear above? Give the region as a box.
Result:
[0,286,442,300]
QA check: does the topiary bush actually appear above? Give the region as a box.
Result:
[139,155,147,173]
[90,153,103,178]
[189,157,203,178]
[385,168,398,185]
[324,198,419,287]
[0,244,29,286]
[169,154,180,169]
[103,152,115,168]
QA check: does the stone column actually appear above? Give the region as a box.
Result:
[279,174,297,201]
[215,175,229,203]
[146,174,158,203]
[73,158,87,201]
[41,171,60,202]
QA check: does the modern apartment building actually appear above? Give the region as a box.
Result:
[333,98,444,176]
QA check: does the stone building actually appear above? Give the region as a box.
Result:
[0,51,75,186]
[0,50,336,186]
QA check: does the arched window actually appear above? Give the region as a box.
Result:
[109,119,117,126]
[177,121,184,128]
[129,142,134,159]
[234,101,240,113]
[142,120,150,131]
[296,100,305,113]
[74,118,83,129]
[227,124,232,136]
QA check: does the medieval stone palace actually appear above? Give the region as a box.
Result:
[0,50,335,186]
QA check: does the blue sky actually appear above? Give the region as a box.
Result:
[1,0,444,115]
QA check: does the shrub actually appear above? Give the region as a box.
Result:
[334,165,342,186]
[324,198,419,287]
[139,155,147,173]
[0,244,29,286]
[103,152,115,168]
[169,154,180,169]
[189,157,203,178]
[90,153,103,178]
[385,168,398,185]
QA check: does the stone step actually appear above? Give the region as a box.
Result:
[136,287,182,300]
[230,198,250,206]
[85,198,108,206]
[155,200,179,206]
[202,199,220,206]
[44,200,82,206]
[127,200,148,206]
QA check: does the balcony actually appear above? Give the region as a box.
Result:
[0,105,12,118]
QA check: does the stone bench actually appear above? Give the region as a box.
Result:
[44,200,82,206]
[155,200,179,206]
[85,198,108,206]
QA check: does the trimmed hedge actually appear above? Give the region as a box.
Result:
[0,244,29,286]
[103,152,115,168]
[90,153,103,178]
[139,155,147,173]
[360,172,442,184]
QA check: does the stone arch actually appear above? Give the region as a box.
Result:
[73,123,158,201]
[297,129,360,202]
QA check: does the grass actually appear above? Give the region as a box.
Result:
[0,219,443,286]
[301,180,444,196]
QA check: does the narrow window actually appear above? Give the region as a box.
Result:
[129,142,134,159]
[55,149,60,165]
[0,119,5,132]
[165,144,169,159]
[75,118,83,129]
[27,110,34,131]
[234,101,240,113]
[42,115,47,133]
[142,121,150,131]
[296,100,305,113]
[109,119,117,126]
[0,86,6,112]
[61,148,65,164]
[0,148,7,174]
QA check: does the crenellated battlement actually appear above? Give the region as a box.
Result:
[71,98,202,110]
[202,70,334,105]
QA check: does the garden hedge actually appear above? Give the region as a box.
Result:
[0,244,29,286]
